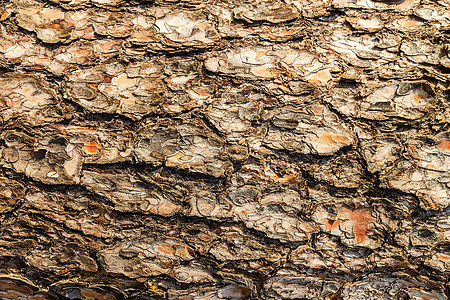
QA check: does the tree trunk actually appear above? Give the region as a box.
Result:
[0,0,449,298]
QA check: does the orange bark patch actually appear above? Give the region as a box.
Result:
[306,69,332,85]
[278,28,298,36]
[40,8,64,21]
[155,201,182,217]
[175,247,193,260]
[331,134,351,144]
[0,281,33,295]
[49,23,62,29]
[320,132,335,145]
[397,18,422,28]
[395,0,415,10]
[155,243,176,256]
[99,41,114,50]
[250,65,281,78]
[311,105,326,115]
[112,73,135,89]
[113,26,133,36]
[299,222,315,233]
[83,141,101,154]
[256,50,266,60]
[194,88,210,97]
[0,12,10,21]
[101,85,118,94]
[436,139,450,151]
[69,47,93,57]
[80,289,115,300]
[130,31,158,43]
[121,97,136,104]
[436,253,450,262]
[198,233,211,242]
[412,91,427,105]
[198,22,207,31]
[323,219,341,230]
[339,206,374,244]
[30,296,49,300]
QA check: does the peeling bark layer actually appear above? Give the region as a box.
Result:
[0,0,449,299]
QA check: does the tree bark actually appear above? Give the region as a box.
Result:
[0,0,449,298]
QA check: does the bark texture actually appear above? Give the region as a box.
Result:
[0,0,450,298]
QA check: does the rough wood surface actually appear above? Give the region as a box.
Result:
[0,0,449,299]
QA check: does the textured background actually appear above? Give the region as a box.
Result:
[0,0,449,298]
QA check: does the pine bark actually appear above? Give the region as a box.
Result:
[0,0,449,298]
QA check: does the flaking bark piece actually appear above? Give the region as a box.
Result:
[91,11,151,39]
[311,197,390,249]
[188,192,316,242]
[50,284,126,300]
[51,123,135,164]
[230,155,307,195]
[164,121,233,178]
[81,170,183,216]
[152,10,220,52]
[326,81,437,123]
[264,104,356,156]
[0,24,53,70]
[210,5,305,42]
[291,0,332,18]
[0,73,73,126]
[0,122,135,184]
[25,243,99,274]
[263,268,341,299]
[205,84,269,143]
[187,159,315,242]
[324,30,399,68]
[382,131,450,210]
[98,235,195,279]
[1,213,100,275]
[0,25,122,75]
[205,45,336,85]
[65,59,214,119]
[400,39,443,65]
[65,63,164,120]
[0,277,56,300]
[207,225,288,263]
[346,13,384,32]
[424,246,450,273]
[340,272,447,299]
[51,39,122,73]
[161,57,216,114]
[172,263,216,284]
[414,5,450,30]
[136,118,233,178]
[47,0,127,9]
[233,1,299,24]
[0,176,26,213]
[24,191,115,239]
[13,2,218,52]
[0,130,83,185]
[304,150,366,188]
[358,130,403,173]
[332,0,419,10]
[289,233,397,273]
[15,3,95,44]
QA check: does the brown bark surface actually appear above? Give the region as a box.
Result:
[0,0,449,298]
